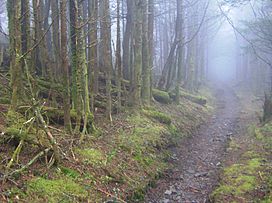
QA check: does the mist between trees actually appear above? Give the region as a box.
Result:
[0,0,272,163]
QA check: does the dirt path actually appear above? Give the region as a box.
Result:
[144,85,242,203]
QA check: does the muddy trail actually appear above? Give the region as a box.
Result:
[144,86,241,203]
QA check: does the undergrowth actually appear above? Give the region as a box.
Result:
[0,88,211,202]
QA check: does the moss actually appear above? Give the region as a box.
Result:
[168,124,179,137]
[60,166,80,179]
[4,110,36,142]
[152,89,171,104]
[228,139,240,151]
[212,175,257,200]
[169,90,207,105]
[242,151,261,159]
[37,78,63,92]
[235,175,256,194]
[255,123,272,149]
[0,97,10,104]
[76,148,106,167]
[27,177,88,202]
[212,185,235,199]
[44,107,79,124]
[143,109,172,125]
[130,187,146,202]
[133,153,154,167]
[121,114,166,153]
[5,127,29,140]
[212,156,264,201]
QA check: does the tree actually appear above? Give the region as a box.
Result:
[141,0,151,106]
[100,0,112,121]
[60,0,72,131]
[8,0,22,109]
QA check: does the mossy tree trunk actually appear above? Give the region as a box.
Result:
[69,0,82,132]
[78,1,92,134]
[88,0,98,112]
[141,0,151,106]
[60,0,72,131]
[130,0,143,107]
[8,0,22,110]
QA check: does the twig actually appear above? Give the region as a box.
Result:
[96,187,127,203]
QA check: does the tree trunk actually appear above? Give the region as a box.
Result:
[8,0,22,109]
[100,0,112,121]
[60,0,72,131]
[131,0,143,107]
[123,0,133,80]
[51,0,60,79]
[141,0,151,106]
[116,0,122,113]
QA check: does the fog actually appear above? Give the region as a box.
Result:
[208,20,236,82]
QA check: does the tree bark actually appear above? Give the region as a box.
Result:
[60,0,72,131]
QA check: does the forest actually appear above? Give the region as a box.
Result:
[0,0,271,202]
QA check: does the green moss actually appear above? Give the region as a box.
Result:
[121,114,166,153]
[0,97,10,104]
[242,151,261,159]
[44,107,79,124]
[143,109,172,125]
[168,124,179,137]
[235,175,256,193]
[5,127,28,140]
[4,110,36,141]
[228,139,240,151]
[76,148,106,167]
[133,153,154,167]
[179,90,207,106]
[60,166,80,179]
[212,185,235,199]
[27,177,88,202]
[212,175,257,200]
[152,89,171,104]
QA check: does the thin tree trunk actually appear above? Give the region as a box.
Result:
[60,0,72,131]
[116,0,122,113]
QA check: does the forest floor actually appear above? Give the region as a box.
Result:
[1,80,271,202]
[0,80,212,202]
[144,84,271,203]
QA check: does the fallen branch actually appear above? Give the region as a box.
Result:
[3,148,51,179]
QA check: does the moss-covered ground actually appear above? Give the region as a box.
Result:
[211,88,272,203]
[0,87,212,202]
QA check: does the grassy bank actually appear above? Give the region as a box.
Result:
[0,88,212,202]
[211,88,272,203]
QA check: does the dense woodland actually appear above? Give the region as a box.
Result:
[0,0,272,202]
[1,0,272,132]
[0,0,215,137]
